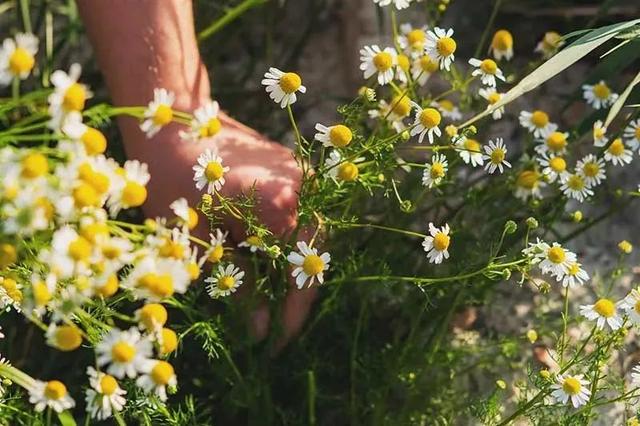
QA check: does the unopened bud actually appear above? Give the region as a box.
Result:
[526,217,539,229]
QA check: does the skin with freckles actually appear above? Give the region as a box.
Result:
[77,0,316,347]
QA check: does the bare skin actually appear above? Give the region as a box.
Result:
[77,0,316,345]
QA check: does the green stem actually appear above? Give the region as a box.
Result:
[11,78,19,102]
[197,0,267,41]
[327,221,427,239]
[18,0,32,33]
[559,286,570,365]
[473,0,503,59]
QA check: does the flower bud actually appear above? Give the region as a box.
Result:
[571,210,583,223]
[526,329,538,344]
[504,220,517,234]
[526,217,539,229]
[618,240,633,254]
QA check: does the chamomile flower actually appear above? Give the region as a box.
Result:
[48,64,92,130]
[125,257,191,301]
[455,137,484,167]
[372,0,411,10]
[287,241,331,289]
[580,298,623,331]
[619,288,640,325]
[561,262,589,288]
[422,222,451,264]
[394,54,411,84]
[314,123,353,148]
[180,100,222,142]
[478,87,505,120]
[85,367,127,421]
[369,95,412,132]
[468,58,505,87]
[535,31,563,59]
[519,110,557,138]
[359,45,397,86]
[206,263,245,298]
[482,138,511,174]
[169,198,199,231]
[604,138,633,166]
[535,131,569,156]
[552,374,591,408]
[560,173,593,202]
[28,380,75,413]
[490,30,514,61]
[61,112,108,156]
[397,23,429,56]
[410,104,442,144]
[514,170,545,201]
[45,323,83,352]
[535,242,576,277]
[576,154,606,187]
[45,226,93,279]
[411,55,439,86]
[422,153,448,188]
[140,88,175,138]
[96,328,152,379]
[323,150,363,182]
[262,67,306,108]
[425,27,457,71]
[135,303,168,332]
[582,80,618,110]
[623,119,640,150]
[136,360,177,402]
[193,148,229,194]
[238,235,265,253]
[537,153,568,183]
[206,229,227,263]
[107,160,150,216]
[0,33,38,85]
[432,99,462,121]
[592,120,608,147]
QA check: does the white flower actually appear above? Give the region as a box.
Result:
[624,119,640,151]
[534,241,577,278]
[560,172,593,202]
[205,229,228,263]
[44,226,93,279]
[96,328,153,379]
[0,326,3,339]
[48,64,92,130]
[136,360,177,402]
[518,110,557,138]
[592,120,608,147]
[0,33,38,85]
[432,99,462,121]
[582,80,618,110]
[537,153,568,183]
[478,88,504,120]
[604,138,633,166]
[580,298,623,331]
[193,148,229,194]
[107,159,150,216]
[490,30,514,61]
[410,103,442,144]
[28,380,75,413]
[170,197,190,224]
[397,23,428,56]
[125,257,191,301]
[535,131,569,156]
[631,364,640,385]
[576,154,606,187]
[85,367,127,421]
[482,138,511,174]
[422,222,451,264]
[372,0,411,10]
[455,137,484,167]
[314,123,353,148]
[140,88,175,138]
[206,263,245,298]
[262,67,306,108]
[425,27,457,71]
[359,45,397,86]
[368,96,412,132]
[323,150,364,182]
[560,262,589,288]
[552,374,591,408]
[411,55,438,86]
[514,170,545,201]
[60,111,108,157]
[180,100,222,142]
[535,31,563,59]
[238,235,265,253]
[0,277,21,312]
[287,242,331,289]
[422,153,448,188]
[619,288,640,326]
[468,58,505,87]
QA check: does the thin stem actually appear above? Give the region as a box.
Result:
[559,286,570,365]
[197,0,266,41]
[473,0,503,59]
[327,221,427,239]
[18,0,32,33]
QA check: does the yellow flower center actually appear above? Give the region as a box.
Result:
[419,108,442,129]
[419,55,438,73]
[390,96,411,118]
[97,274,119,298]
[397,54,410,72]
[33,281,52,306]
[81,128,107,155]
[139,303,168,330]
[582,162,600,178]
[329,125,353,148]
[517,170,539,189]
[430,162,445,179]
[608,138,625,156]
[188,261,200,281]
[567,263,580,276]
[72,183,100,208]
[151,361,175,385]
[635,127,640,139]
[246,235,262,247]
[279,72,302,94]
[567,174,585,191]
[302,254,324,276]
[122,181,148,207]
[491,30,513,51]
[531,110,549,128]
[464,138,480,152]
[68,236,92,261]
[490,148,505,164]
[54,325,82,351]
[438,99,454,112]
[445,125,458,138]
[546,132,567,152]
[407,29,426,49]
[549,156,566,172]
[433,232,450,251]
[337,162,359,182]
[562,377,582,396]
[63,83,87,112]
[99,375,118,395]
[372,52,393,72]
[634,300,640,314]
[111,341,136,363]
[205,161,224,181]
[593,126,605,140]
[0,244,17,269]
[153,104,174,126]
[44,381,68,400]
[200,118,222,138]
[160,328,178,354]
[543,32,561,50]
[593,83,611,100]
[21,153,49,179]
[480,59,498,75]
[158,239,185,260]
[208,244,224,263]
[217,275,236,290]
[436,37,457,57]
[547,247,566,264]
[593,298,615,318]
[139,273,174,298]
[487,92,501,104]
[9,47,35,75]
